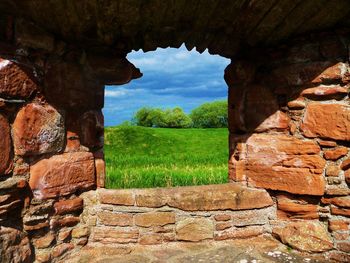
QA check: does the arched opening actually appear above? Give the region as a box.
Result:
[103,45,230,188]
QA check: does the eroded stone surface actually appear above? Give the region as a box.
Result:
[29,152,95,199]
[13,103,65,155]
[231,134,326,195]
[301,103,350,141]
[0,58,38,99]
[0,113,12,175]
[176,218,213,241]
[273,222,333,252]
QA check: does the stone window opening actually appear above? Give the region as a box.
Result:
[103,45,231,189]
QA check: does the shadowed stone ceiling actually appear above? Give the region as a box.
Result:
[1,0,350,57]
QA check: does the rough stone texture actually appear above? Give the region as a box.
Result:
[0,226,32,263]
[273,222,333,252]
[98,211,133,226]
[29,152,95,199]
[54,197,84,215]
[99,189,134,205]
[277,194,319,220]
[176,218,213,242]
[13,103,65,156]
[300,85,349,100]
[301,103,350,141]
[0,58,38,99]
[0,113,12,175]
[135,212,175,227]
[134,183,273,211]
[323,147,348,160]
[92,227,139,244]
[231,134,326,195]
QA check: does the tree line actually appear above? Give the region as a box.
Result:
[131,100,227,128]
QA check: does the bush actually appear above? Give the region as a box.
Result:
[133,107,192,128]
[190,100,227,128]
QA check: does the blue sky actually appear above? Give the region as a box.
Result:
[103,44,230,126]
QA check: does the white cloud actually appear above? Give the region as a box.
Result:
[105,89,128,98]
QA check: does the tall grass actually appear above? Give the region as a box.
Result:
[105,126,228,189]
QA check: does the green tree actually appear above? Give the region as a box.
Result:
[162,107,192,128]
[134,107,154,127]
[190,100,228,128]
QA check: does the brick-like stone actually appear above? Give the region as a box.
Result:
[13,103,65,156]
[321,196,350,208]
[136,183,273,211]
[0,58,38,99]
[215,226,265,241]
[323,147,348,160]
[329,219,349,232]
[341,158,350,170]
[231,134,326,195]
[317,139,337,147]
[52,243,74,258]
[176,218,213,241]
[72,226,89,238]
[214,214,231,221]
[0,114,12,175]
[98,211,133,226]
[50,216,80,229]
[345,169,350,184]
[273,222,333,252]
[216,222,232,231]
[231,207,273,226]
[29,152,95,199]
[277,194,319,220]
[36,251,51,263]
[135,212,175,227]
[337,241,350,253]
[33,233,55,249]
[326,165,340,177]
[99,189,134,206]
[312,62,350,84]
[301,85,348,100]
[139,234,163,245]
[58,229,71,241]
[328,251,350,263]
[54,198,83,215]
[301,103,350,141]
[331,206,350,217]
[92,227,139,244]
[95,159,105,188]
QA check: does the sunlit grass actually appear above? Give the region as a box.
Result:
[105,126,228,189]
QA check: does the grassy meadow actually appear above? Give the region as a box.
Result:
[104,126,228,189]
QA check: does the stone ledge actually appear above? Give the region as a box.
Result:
[98,183,273,211]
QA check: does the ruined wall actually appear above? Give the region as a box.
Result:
[226,31,350,262]
[0,39,141,262]
[0,23,350,263]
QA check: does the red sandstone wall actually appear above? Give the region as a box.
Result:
[0,31,349,263]
[226,32,350,262]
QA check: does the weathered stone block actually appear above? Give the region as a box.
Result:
[29,152,95,199]
[214,226,265,241]
[301,85,348,100]
[139,234,163,245]
[301,103,350,141]
[231,134,326,195]
[135,212,175,227]
[176,218,213,241]
[51,243,74,258]
[99,189,134,205]
[98,211,133,226]
[54,198,84,215]
[13,103,65,156]
[0,58,38,99]
[72,226,89,238]
[0,113,12,175]
[331,206,350,217]
[273,222,333,252]
[33,233,55,249]
[92,227,139,244]
[277,194,319,220]
[329,219,349,232]
[324,147,348,160]
[136,183,273,211]
[321,196,350,208]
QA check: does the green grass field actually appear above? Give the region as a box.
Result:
[105,126,228,189]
